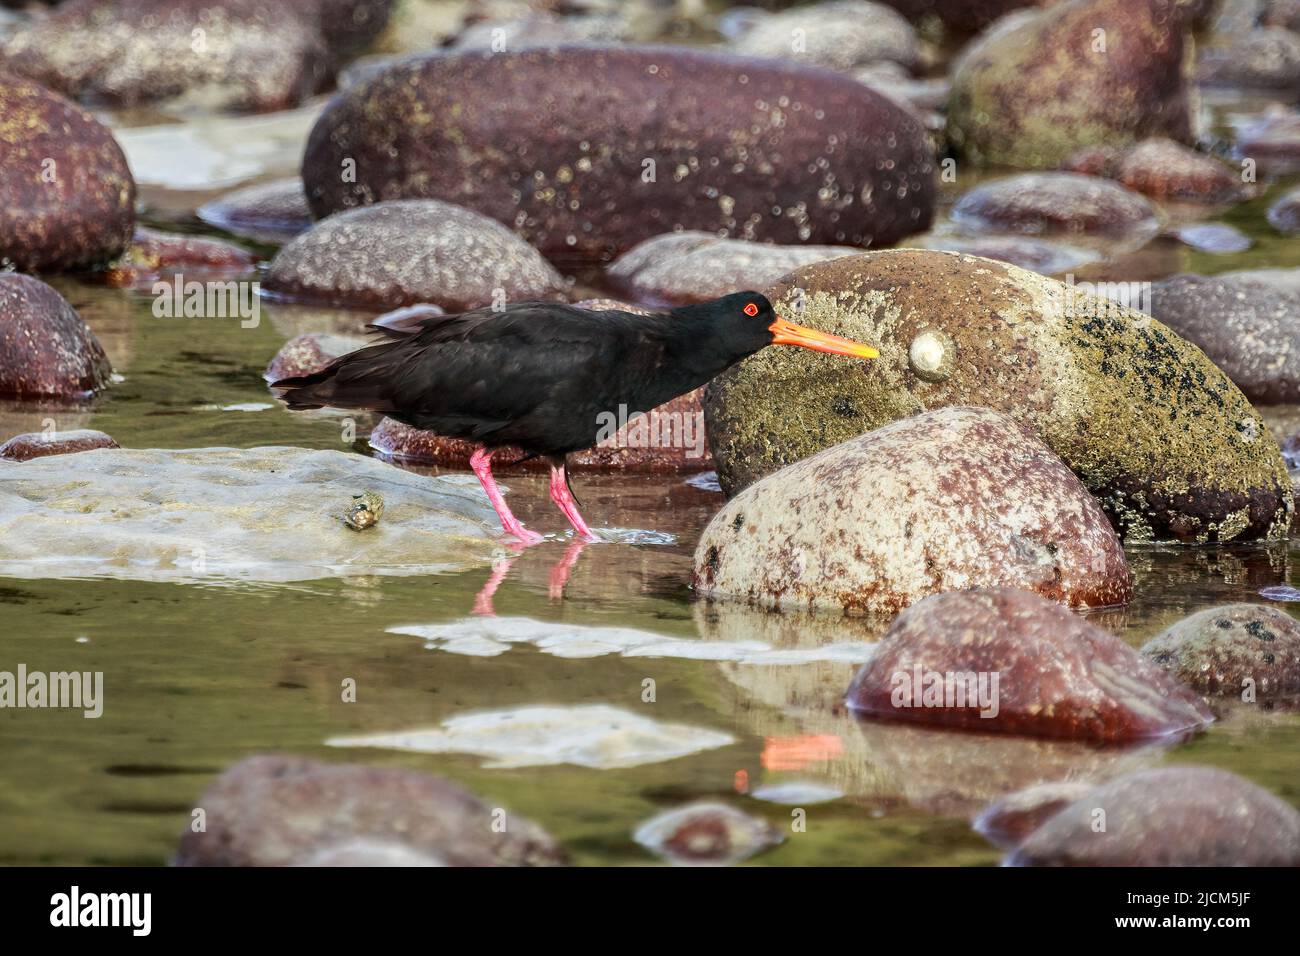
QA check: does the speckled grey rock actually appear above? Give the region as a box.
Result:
[730,1,920,73]
[0,274,111,400]
[0,428,118,461]
[692,407,1133,614]
[1009,767,1300,866]
[175,755,565,867]
[608,232,860,306]
[263,200,566,312]
[1198,27,1300,91]
[0,73,135,272]
[197,177,313,244]
[846,588,1212,740]
[951,173,1161,241]
[0,446,500,583]
[1149,274,1300,404]
[703,249,1294,543]
[1142,603,1300,699]
[302,45,936,262]
[1268,185,1300,233]
[0,0,330,112]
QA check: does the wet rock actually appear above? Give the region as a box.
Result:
[0,429,118,462]
[310,0,394,56]
[1267,185,1300,233]
[1284,431,1300,469]
[730,1,920,73]
[877,0,1042,34]
[103,228,257,290]
[1,0,332,112]
[197,178,313,244]
[948,0,1195,168]
[1169,222,1252,253]
[302,45,936,262]
[0,275,112,400]
[264,332,368,383]
[1008,767,1300,865]
[1109,138,1249,203]
[973,781,1096,849]
[1059,144,1123,178]
[1234,105,1300,173]
[0,446,499,583]
[175,755,564,867]
[1149,274,1300,404]
[703,249,1294,542]
[633,803,782,866]
[856,69,951,114]
[916,234,1099,274]
[692,407,1133,614]
[0,74,135,272]
[845,588,1213,740]
[328,704,736,769]
[607,232,859,306]
[451,11,630,50]
[1142,603,1300,699]
[951,173,1161,241]
[263,200,566,312]
[1198,27,1300,92]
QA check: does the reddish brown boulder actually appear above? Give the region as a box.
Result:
[103,228,257,290]
[0,429,118,461]
[845,588,1213,741]
[1008,767,1300,866]
[175,754,566,867]
[0,274,111,399]
[692,408,1134,614]
[302,45,936,262]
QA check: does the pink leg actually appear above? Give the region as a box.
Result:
[548,539,589,600]
[473,556,516,616]
[470,447,543,544]
[549,463,599,541]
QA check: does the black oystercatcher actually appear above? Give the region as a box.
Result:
[272,292,878,542]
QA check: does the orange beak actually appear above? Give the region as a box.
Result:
[769,316,879,359]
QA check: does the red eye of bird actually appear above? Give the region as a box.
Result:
[743,302,759,317]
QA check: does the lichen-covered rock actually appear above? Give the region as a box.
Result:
[1110,138,1249,203]
[0,428,118,461]
[1149,274,1300,404]
[0,74,135,272]
[1268,185,1300,233]
[1141,603,1300,699]
[633,802,783,866]
[951,173,1161,240]
[703,250,1294,542]
[103,228,257,290]
[973,781,1097,849]
[0,446,500,583]
[692,407,1133,614]
[1008,767,1300,865]
[0,0,331,112]
[264,331,368,383]
[1198,27,1300,91]
[845,588,1213,740]
[263,200,566,311]
[302,45,936,261]
[197,177,313,244]
[175,755,565,867]
[0,275,112,399]
[607,232,859,306]
[917,234,1099,274]
[731,1,920,73]
[948,0,1195,168]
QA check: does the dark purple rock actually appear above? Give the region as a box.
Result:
[845,588,1214,742]
[1142,603,1300,699]
[302,45,936,263]
[1008,767,1300,866]
[0,73,135,272]
[174,754,566,867]
[0,274,111,400]
[0,428,118,461]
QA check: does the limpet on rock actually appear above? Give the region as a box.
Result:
[345,491,385,531]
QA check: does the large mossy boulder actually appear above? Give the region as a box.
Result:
[947,0,1196,168]
[703,249,1294,543]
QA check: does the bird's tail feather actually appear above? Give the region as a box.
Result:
[271,339,409,412]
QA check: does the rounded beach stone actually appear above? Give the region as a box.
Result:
[1142,603,1300,699]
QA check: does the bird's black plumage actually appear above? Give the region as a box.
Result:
[272,292,778,458]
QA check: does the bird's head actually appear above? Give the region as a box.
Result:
[694,291,880,361]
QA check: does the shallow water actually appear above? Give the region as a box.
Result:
[3,93,1300,865]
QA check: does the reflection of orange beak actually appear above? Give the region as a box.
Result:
[769,316,879,359]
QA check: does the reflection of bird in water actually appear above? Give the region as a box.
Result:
[273,292,877,543]
[471,539,590,616]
